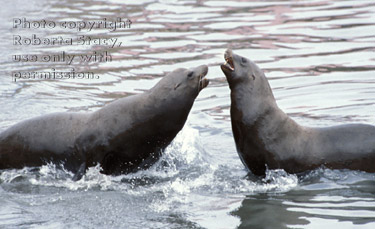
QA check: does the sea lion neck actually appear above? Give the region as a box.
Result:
[230,82,277,124]
[227,75,248,91]
[148,84,195,111]
[143,87,194,130]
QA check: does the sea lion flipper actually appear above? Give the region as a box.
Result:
[72,162,86,181]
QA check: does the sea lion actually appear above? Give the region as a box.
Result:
[221,49,375,175]
[0,65,209,180]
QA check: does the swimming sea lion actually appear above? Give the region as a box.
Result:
[0,65,209,180]
[221,49,375,175]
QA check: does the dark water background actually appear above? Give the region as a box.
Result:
[0,0,374,228]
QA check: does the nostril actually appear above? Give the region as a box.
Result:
[187,71,194,78]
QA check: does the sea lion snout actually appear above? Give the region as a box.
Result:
[224,49,234,68]
[193,65,208,77]
[221,49,235,76]
[192,65,209,91]
[222,49,246,87]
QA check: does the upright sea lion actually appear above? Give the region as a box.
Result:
[221,49,375,175]
[0,65,209,180]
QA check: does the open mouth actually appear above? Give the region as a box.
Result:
[221,49,235,74]
[199,72,209,91]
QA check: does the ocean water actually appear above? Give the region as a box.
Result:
[0,0,374,228]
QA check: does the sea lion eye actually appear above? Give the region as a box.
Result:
[241,57,247,64]
[187,71,194,78]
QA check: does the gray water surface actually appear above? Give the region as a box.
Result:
[1,0,375,228]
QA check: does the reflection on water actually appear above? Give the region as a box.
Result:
[235,170,375,229]
[1,0,375,228]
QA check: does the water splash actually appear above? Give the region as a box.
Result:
[0,125,299,195]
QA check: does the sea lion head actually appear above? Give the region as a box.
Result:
[150,64,209,117]
[153,64,209,98]
[172,65,209,95]
[220,49,273,99]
